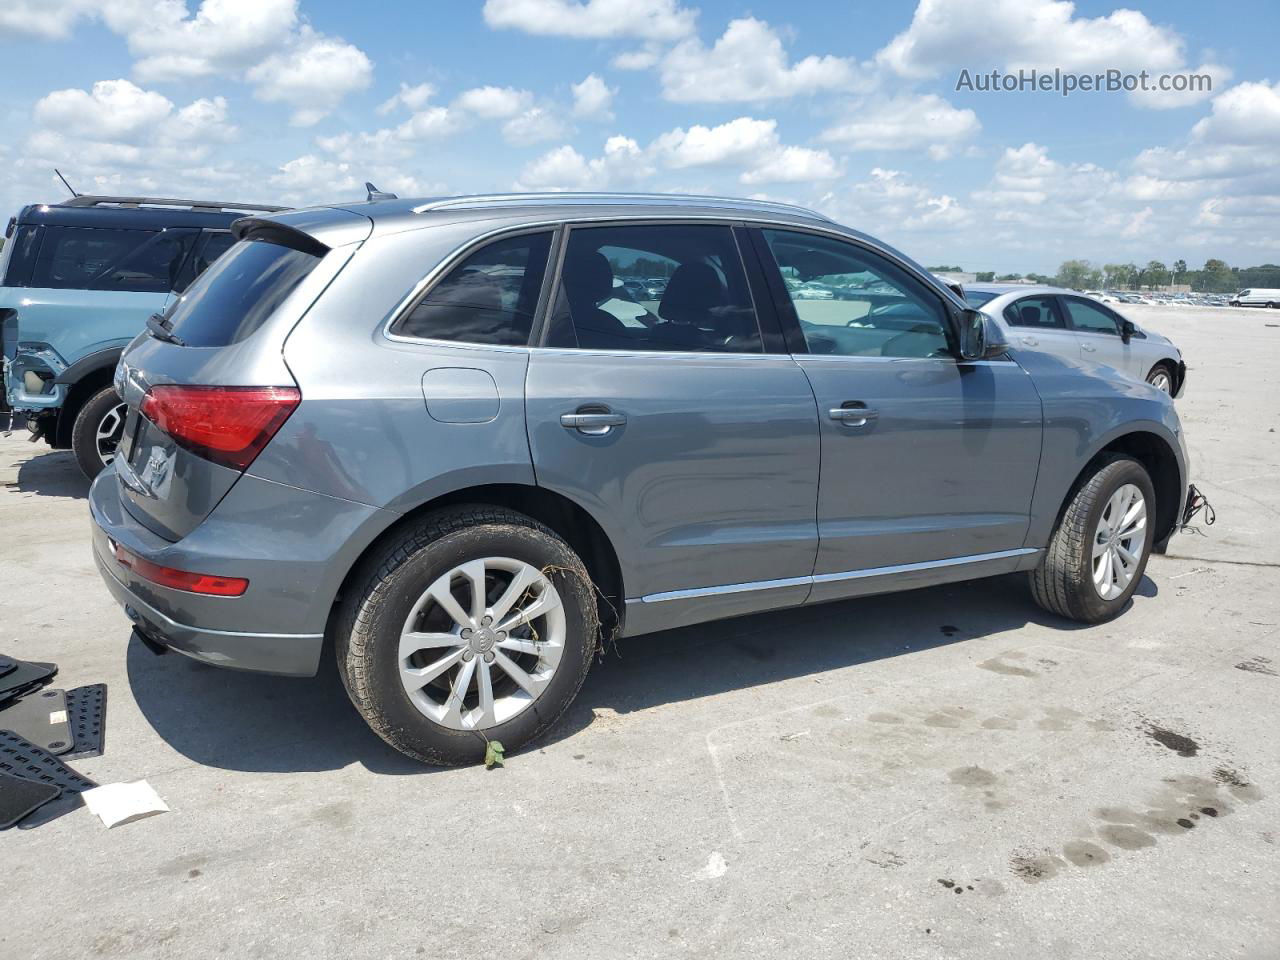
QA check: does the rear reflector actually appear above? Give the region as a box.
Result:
[113,542,248,597]
[140,384,300,471]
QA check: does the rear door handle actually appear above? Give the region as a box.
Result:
[828,404,879,426]
[561,410,627,435]
[1019,335,1039,347]
[1081,342,1097,353]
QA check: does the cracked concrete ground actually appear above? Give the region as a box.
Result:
[2,304,1277,960]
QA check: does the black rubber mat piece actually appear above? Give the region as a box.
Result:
[0,688,72,754]
[0,730,97,828]
[62,684,108,761]
[0,655,17,679]
[0,770,62,829]
[0,660,57,706]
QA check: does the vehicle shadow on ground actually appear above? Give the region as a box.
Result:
[126,570,1153,775]
[6,451,90,500]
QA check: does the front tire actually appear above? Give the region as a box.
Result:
[71,385,129,479]
[1030,456,1156,623]
[1146,363,1175,395]
[336,506,599,766]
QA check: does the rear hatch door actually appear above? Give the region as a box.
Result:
[115,209,369,540]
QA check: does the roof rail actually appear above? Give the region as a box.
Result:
[411,192,833,222]
[62,195,287,213]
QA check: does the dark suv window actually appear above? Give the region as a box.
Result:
[163,239,319,347]
[548,224,762,353]
[30,226,197,293]
[393,232,554,345]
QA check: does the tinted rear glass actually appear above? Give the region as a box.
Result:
[162,239,319,347]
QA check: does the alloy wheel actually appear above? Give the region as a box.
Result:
[1092,483,1147,600]
[398,557,565,731]
[1148,370,1172,394]
[95,401,129,466]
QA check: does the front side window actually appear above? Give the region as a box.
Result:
[547,224,762,353]
[1005,296,1064,329]
[762,229,950,359]
[1063,297,1120,335]
[394,231,553,345]
[30,226,197,293]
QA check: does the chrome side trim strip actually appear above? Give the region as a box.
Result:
[634,548,1041,604]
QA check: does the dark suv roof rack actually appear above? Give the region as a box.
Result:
[62,195,286,213]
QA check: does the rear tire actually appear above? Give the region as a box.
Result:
[1030,456,1156,623]
[71,385,128,479]
[336,505,599,766]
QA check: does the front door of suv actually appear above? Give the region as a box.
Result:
[751,227,1043,604]
[525,222,821,635]
[1060,295,1139,379]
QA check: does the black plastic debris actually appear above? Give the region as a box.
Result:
[0,770,62,829]
[0,655,17,680]
[0,688,72,754]
[0,660,58,707]
[0,730,98,828]
[62,684,108,761]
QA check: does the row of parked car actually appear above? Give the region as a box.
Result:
[3,189,1197,765]
[1085,290,1246,308]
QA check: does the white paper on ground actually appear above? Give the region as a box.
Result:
[82,780,170,828]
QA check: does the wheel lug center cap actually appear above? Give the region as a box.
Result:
[469,625,498,655]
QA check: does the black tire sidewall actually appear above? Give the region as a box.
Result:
[1073,458,1157,620]
[356,522,596,764]
[71,385,125,479]
[1146,363,1174,394]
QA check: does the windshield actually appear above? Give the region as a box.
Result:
[963,290,997,307]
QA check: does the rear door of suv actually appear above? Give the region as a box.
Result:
[525,221,820,634]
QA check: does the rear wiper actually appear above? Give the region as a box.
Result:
[146,313,186,346]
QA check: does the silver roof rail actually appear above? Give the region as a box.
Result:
[62,195,287,213]
[411,192,833,222]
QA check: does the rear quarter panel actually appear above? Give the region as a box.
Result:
[3,287,165,366]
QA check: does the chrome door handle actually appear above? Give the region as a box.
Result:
[828,405,879,426]
[560,411,627,435]
[1020,336,1039,347]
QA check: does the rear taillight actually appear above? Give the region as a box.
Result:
[139,385,300,471]
[113,542,248,597]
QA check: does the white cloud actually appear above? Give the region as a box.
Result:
[34,78,173,140]
[168,96,237,142]
[1190,80,1280,146]
[740,147,840,185]
[650,117,780,168]
[515,137,649,190]
[1129,63,1232,110]
[454,85,533,119]
[503,107,570,145]
[482,0,696,40]
[0,0,95,39]
[878,0,1184,78]
[571,74,615,119]
[659,17,865,102]
[377,82,436,115]
[246,27,374,126]
[821,94,979,154]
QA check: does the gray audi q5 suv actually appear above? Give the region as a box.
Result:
[89,193,1191,765]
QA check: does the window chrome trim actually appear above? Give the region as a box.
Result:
[632,547,1041,604]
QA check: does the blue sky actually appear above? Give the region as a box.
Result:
[1,0,1277,273]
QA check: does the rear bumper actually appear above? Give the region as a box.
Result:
[88,463,391,677]
[93,547,324,676]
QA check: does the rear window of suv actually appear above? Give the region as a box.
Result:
[162,239,319,347]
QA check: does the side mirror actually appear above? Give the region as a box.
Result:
[957,309,1008,361]
[1120,319,1135,343]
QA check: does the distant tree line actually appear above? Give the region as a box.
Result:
[962,258,1278,292]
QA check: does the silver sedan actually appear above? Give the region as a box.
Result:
[964,284,1185,396]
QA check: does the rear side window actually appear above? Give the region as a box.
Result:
[1,225,42,286]
[392,231,553,345]
[1005,296,1064,329]
[163,239,319,347]
[29,226,199,293]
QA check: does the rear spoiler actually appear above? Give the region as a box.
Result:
[231,218,330,258]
